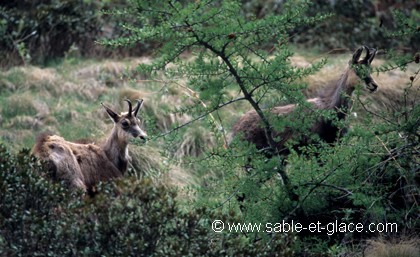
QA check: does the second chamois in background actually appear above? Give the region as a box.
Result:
[231,46,379,155]
[32,99,147,192]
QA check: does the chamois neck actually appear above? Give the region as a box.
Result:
[319,67,356,114]
[103,126,129,173]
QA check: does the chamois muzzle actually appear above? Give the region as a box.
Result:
[133,130,147,141]
[367,80,378,92]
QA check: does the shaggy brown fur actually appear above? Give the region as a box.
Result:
[232,46,379,154]
[32,99,147,191]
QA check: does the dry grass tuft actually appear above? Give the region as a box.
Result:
[74,60,127,81]
[1,66,57,92]
[0,64,110,98]
[364,238,420,257]
[0,78,17,91]
[290,55,312,68]
[1,93,39,119]
[6,116,44,130]
[174,126,216,159]
[76,78,107,100]
[15,66,76,97]
[118,87,146,101]
[299,54,359,98]
[25,67,58,88]
[129,143,196,189]
[72,58,152,84]
[129,144,164,181]
[0,129,42,149]
[164,169,197,197]
[145,101,190,132]
[367,68,419,113]
[299,55,419,114]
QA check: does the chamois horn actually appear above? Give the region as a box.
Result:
[124,99,133,117]
[351,46,365,64]
[133,99,143,117]
[361,45,377,65]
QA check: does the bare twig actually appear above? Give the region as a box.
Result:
[375,135,404,170]
[301,182,353,198]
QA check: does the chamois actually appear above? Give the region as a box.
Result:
[231,46,379,155]
[32,99,147,191]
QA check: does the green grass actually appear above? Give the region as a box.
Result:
[1,93,38,120]
[1,67,26,89]
[0,52,415,152]
[0,52,418,257]
[0,53,418,181]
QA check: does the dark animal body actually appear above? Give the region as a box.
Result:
[232,46,379,154]
[32,99,147,191]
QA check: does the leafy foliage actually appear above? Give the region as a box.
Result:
[0,144,296,256]
[0,0,418,256]
[1,0,419,68]
[102,0,419,254]
[0,0,153,68]
[102,0,328,200]
[240,0,420,51]
[0,0,101,66]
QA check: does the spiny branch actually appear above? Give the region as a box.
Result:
[151,96,245,140]
[188,27,298,202]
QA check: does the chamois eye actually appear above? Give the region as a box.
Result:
[121,120,130,128]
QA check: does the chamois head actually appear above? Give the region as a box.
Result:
[101,99,147,141]
[349,45,379,93]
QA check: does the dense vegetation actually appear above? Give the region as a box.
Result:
[1,0,419,68]
[0,0,419,256]
[0,145,298,256]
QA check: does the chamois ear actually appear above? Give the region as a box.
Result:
[101,103,120,123]
[133,99,144,117]
[350,46,365,64]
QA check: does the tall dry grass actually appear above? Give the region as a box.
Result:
[0,53,417,190]
[364,238,420,257]
[293,53,419,117]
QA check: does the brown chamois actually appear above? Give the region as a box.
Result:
[231,46,379,155]
[32,99,147,191]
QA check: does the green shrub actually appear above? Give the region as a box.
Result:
[0,0,157,68]
[240,0,420,51]
[0,0,101,67]
[0,145,77,256]
[0,144,296,256]
[101,0,419,255]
